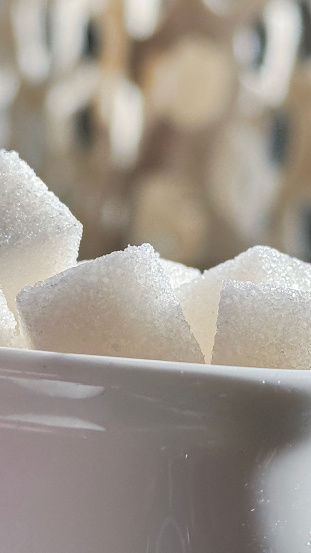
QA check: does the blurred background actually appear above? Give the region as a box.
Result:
[1,0,311,268]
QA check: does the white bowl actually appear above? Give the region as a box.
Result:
[0,347,310,553]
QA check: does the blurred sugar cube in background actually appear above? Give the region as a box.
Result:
[2,0,311,267]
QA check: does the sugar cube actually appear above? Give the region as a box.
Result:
[0,287,21,348]
[0,149,82,313]
[212,279,311,370]
[160,258,201,288]
[17,244,204,363]
[175,276,214,363]
[176,246,311,362]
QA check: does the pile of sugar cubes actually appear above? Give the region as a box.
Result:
[2,148,311,370]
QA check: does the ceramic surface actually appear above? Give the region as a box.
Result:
[0,348,310,552]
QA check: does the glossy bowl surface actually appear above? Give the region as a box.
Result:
[0,347,310,553]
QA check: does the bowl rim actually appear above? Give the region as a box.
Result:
[0,347,310,392]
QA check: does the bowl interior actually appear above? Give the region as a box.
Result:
[0,348,310,553]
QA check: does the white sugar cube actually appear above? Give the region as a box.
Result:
[160,258,201,288]
[0,149,82,313]
[175,276,214,363]
[16,244,204,363]
[212,280,311,370]
[0,287,21,348]
[176,246,311,362]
